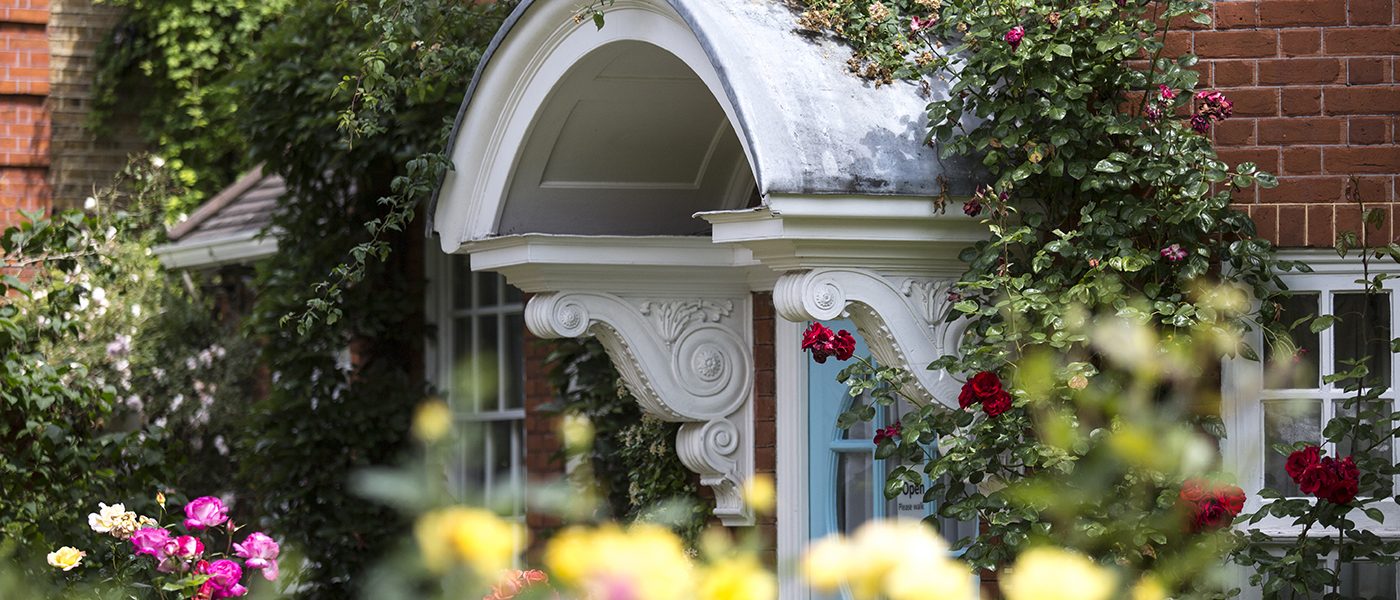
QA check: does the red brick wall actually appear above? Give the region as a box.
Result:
[521,315,563,545]
[0,0,51,227]
[753,293,777,563]
[1176,0,1399,247]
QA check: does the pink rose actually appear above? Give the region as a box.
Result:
[198,559,248,599]
[157,535,204,573]
[183,496,229,530]
[234,532,281,581]
[129,527,172,558]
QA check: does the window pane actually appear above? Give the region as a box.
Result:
[452,256,472,310]
[480,315,500,408]
[504,282,524,304]
[490,420,514,503]
[478,272,500,309]
[452,318,479,411]
[836,452,875,535]
[1264,399,1322,496]
[1341,561,1397,600]
[1265,293,1320,389]
[1334,292,1391,387]
[503,314,525,410]
[1336,399,1394,474]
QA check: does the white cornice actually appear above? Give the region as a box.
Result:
[698,196,985,276]
[467,234,767,294]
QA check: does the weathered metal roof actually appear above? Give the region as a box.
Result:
[432,0,976,226]
[167,165,282,245]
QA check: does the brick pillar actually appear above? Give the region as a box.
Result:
[521,302,563,544]
[0,0,51,227]
[1175,0,1400,247]
[753,292,777,563]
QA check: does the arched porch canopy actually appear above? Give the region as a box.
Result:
[432,0,983,526]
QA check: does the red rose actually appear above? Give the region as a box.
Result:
[833,329,856,361]
[959,371,1012,417]
[1313,456,1359,505]
[1285,446,1321,482]
[1297,460,1332,496]
[1181,479,1246,533]
[1178,479,1208,503]
[874,421,902,446]
[1194,498,1233,531]
[1217,484,1246,515]
[982,390,1013,417]
[802,322,856,364]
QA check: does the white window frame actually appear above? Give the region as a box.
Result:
[425,249,528,514]
[1223,250,1400,595]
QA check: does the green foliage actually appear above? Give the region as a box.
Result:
[92,0,291,214]
[0,160,183,582]
[792,0,1345,595]
[208,2,511,597]
[282,0,515,334]
[545,339,707,543]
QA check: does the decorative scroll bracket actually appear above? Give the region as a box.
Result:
[526,291,756,525]
[773,268,969,407]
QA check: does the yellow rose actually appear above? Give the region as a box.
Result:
[412,400,453,442]
[47,546,85,571]
[561,414,594,451]
[742,475,775,515]
[884,553,974,600]
[801,536,851,592]
[545,523,694,600]
[698,556,776,600]
[1002,547,1116,600]
[415,506,524,575]
[1132,575,1168,600]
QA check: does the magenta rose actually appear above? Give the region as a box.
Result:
[1004,25,1025,50]
[199,559,248,599]
[130,527,172,558]
[183,496,229,530]
[234,532,281,581]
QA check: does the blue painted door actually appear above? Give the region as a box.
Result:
[806,321,977,598]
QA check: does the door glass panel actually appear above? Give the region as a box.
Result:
[884,455,929,520]
[839,393,876,440]
[1341,561,1397,600]
[1334,292,1391,387]
[1264,399,1322,496]
[1265,293,1320,389]
[836,452,876,535]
